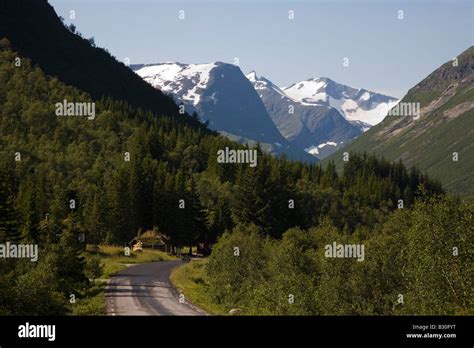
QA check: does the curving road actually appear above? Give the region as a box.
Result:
[105,260,206,316]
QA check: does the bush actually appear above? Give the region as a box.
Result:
[84,255,104,279]
[13,260,68,315]
[206,224,270,309]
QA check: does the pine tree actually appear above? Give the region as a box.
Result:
[128,155,145,235]
[84,189,108,244]
[185,177,208,253]
[53,213,88,293]
[321,160,338,188]
[233,161,279,235]
[0,168,20,242]
[17,178,40,242]
[107,170,131,244]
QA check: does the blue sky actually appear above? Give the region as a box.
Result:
[49,0,473,98]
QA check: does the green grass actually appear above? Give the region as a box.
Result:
[405,90,441,107]
[68,282,106,315]
[170,259,228,315]
[85,244,176,279]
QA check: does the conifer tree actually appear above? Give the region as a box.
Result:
[17,178,40,242]
[53,213,88,293]
[233,161,279,236]
[107,170,131,244]
[128,155,145,234]
[0,168,20,242]
[84,189,108,244]
[185,177,208,253]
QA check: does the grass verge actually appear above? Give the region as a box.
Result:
[170,259,227,315]
[90,244,176,278]
[68,281,106,315]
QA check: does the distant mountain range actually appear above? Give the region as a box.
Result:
[246,72,398,158]
[325,46,474,195]
[132,62,316,162]
[132,62,397,160]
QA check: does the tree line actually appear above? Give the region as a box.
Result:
[206,195,473,315]
[0,42,451,314]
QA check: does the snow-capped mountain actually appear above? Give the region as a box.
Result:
[282,77,399,127]
[132,62,317,162]
[247,72,364,159]
[132,62,397,160]
[133,62,216,110]
[246,72,398,158]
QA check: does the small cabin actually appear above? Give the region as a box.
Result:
[129,230,172,252]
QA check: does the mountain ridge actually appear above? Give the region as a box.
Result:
[246,70,362,159]
[324,46,474,194]
[246,71,397,159]
[0,0,197,127]
[133,61,397,160]
[133,62,318,162]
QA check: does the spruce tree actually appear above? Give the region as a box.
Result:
[17,178,40,242]
[0,168,20,242]
[233,161,279,235]
[54,213,88,292]
[84,189,108,244]
[185,177,208,253]
[107,169,131,244]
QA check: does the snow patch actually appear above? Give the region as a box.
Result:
[318,141,337,148]
[359,91,370,101]
[136,62,217,106]
[329,96,398,126]
[246,71,258,82]
[305,141,339,155]
[282,79,328,104]
[304,145,319,155]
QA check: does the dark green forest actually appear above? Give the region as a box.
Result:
[0,33,471,315]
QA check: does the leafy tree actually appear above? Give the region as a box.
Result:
[402,196,473,314]
[206,225,269,308]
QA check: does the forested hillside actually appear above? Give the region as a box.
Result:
[0,0,198,127]
[0,0,470,317]
[0,40,450,314]
[325,46,474,194]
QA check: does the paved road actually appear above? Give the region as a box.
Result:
[105,260,206,316]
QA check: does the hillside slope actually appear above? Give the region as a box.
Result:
[325,46,474,194]
[0,0,195,126]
